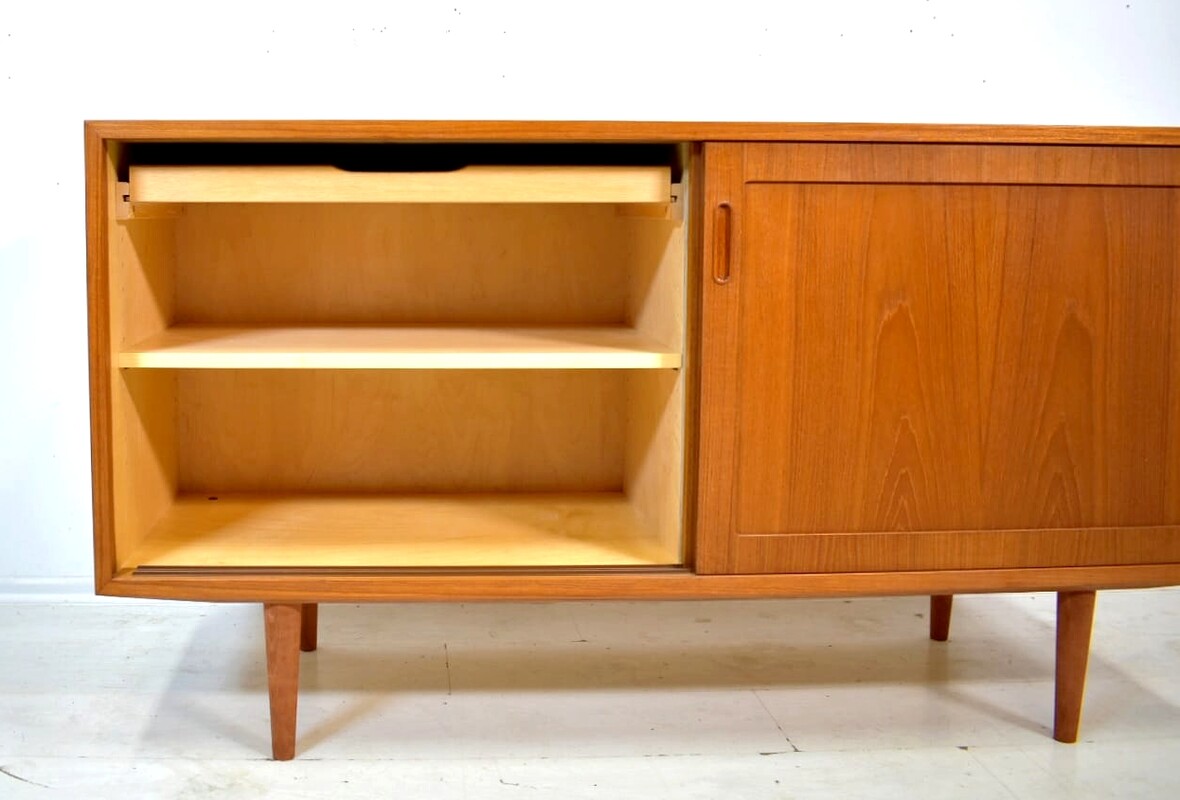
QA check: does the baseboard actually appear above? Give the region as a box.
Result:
[0,576,119,602]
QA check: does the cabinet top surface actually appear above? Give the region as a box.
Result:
[84,120,1180,146]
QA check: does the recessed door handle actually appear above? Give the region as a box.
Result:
[713,202,733,285]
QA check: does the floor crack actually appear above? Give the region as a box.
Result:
[753,692,800,753]
[0,765,51,789]
[443,642,453,696]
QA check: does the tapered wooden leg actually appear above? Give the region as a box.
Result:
[264,603,302,760]
[300,604,319,652]
[929,594,953,642]
[1054,590,1097,743]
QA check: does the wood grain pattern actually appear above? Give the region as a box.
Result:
[694,143,745,573]
[131,164,671,205]
[699,142,1180,574]
[120,325,681,370]
[744,143,1180,186]
[175,370,626,493]
[736,183,1178,535]
[85,120,1180,146]
[130,493,677,568]
[173,203,641,325]
[735,528,1180,572]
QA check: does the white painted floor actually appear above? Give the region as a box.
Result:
[1,589,1178,798]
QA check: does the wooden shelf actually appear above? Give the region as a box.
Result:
[130,493,678,569]
[120,325,681,369]
[129,164,672,204]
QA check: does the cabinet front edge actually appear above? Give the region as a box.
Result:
[84,120,1180,146]
[98,564,1180,603]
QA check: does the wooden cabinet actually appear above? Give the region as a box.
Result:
[696,142,1180,575]
[85,122,1180,759]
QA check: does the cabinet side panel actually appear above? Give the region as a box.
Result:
[111,372,177,569]
[86,130,115,585]
[108,180,178,570]
[176,371,624,492]
[624,370,684,562]
[1171,196,1180,523]
[625,208,685,349]
[623,186,687,562]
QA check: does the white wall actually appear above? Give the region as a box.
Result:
[1,0,1177,593]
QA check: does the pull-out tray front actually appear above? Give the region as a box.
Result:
[129,164,672,204]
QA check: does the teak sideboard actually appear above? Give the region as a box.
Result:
[85,121,1180,760]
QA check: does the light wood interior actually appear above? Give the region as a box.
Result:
[109,151,687,570]
[133,494,674,568]
[170,203,668,326]
[129,164,672,205]
[626,369,684,560]
[174,371,627,493]
[622,172,688,559]
[120,369,682,569]
[120,325,680,369]
[107,146,179,566]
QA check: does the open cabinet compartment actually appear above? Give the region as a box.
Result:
[102,142,688,572]
[118,368,683,570]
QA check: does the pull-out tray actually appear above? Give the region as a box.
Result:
[129,164,672,204]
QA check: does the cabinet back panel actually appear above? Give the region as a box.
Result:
[174,204,645,324]
[176,370,627,492]
[734,183,1180,536]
